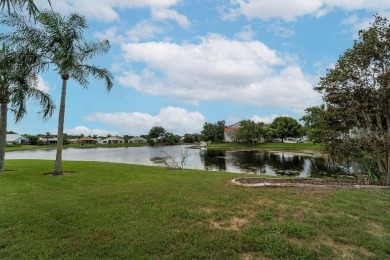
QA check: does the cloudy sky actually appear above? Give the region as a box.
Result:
[8,0,390,136]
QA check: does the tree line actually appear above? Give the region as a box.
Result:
[201,116,303,143]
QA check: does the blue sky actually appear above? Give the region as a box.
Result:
[8,0,390,136]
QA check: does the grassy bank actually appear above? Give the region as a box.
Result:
[5,143,149,152]
[207,142,324,151]
[0,160,389,259]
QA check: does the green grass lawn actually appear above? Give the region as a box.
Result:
[0,160,389,259]
[5,143,150,152]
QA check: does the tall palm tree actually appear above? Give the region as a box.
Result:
[1,11,113,175]
[0,44,55,172]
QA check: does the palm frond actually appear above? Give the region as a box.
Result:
[79,64,113,91]
[78,40,110,62]
[26,87,55,120]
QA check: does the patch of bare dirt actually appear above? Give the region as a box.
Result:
[232,177,389,189]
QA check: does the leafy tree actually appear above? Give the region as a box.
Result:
[165,132,180,144]
[201,121,225,143]
[300,105,327,143]
[316,15,390,185]
[270,116,301,142]
[235,120,263,143]
[148,126,166,139]
[1,11,113,175]
[183,134,195,143]
[23,134,38,145]
[0,45,54,172]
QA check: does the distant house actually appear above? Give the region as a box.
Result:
[224,123,241,142]
[128,137,147,144]
[100,136,125,144]
[6,134,29,145]
[38,136,57,145]
[78,136,97,144]
[69,138,79,144]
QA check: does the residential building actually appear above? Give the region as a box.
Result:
[224,123,241,142]
[38,136,57,145]
[6,134,29,145]
[100,136,125,144]
[128,137,147,144]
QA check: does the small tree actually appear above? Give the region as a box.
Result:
[235,119,263,143]
[148,126,166,139]
[201,121,225,142]
[183,134,195,143]
[300,105,327,143]
[270,116,301,142]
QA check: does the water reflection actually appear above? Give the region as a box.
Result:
[198,149,336,178]
[5,145,340,177]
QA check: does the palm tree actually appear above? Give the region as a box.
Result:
[1,11,113,175]
[0,0,51,17]
[0,44,55,172]
[44,131,50,145]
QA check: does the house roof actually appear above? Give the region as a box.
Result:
[129,137,147,140]
[79,137,96,141]
[224,123,241,132]
[6,134,28,142]
[102,136,124,141]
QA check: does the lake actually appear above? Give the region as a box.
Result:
[5,145,335,177]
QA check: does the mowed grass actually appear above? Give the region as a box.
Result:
[0,160,389,259]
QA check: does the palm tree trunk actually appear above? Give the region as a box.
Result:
[0,101,7,173]
[54,78,67,175]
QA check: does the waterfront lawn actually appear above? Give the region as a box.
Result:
[5,142,148,152]
[0,160,389,259]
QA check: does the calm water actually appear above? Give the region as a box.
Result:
[5,145,334,177]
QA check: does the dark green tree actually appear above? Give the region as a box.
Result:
[300,105,327,143]
[235,120,263,143]
[183,134,195,143]
[1,11,113,175]
[149,126,166,139]
[165,132,180,144]
[316,15,390,185]
[201,121,225,142]
[23,134,38,145]
[270,116,301,142]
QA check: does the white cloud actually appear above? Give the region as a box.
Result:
[36,0,183,22]
[84,107,205,135]
[223,0,323,22]
[36,76,51,93]
[223,0,390,22]
[118,34,321,113]
[126,20,165,42]
[94,27,124,44]
[235,25,255,41]
[94,22,164,44]
[268,23,295,38]
[151,8,191,28]
[251,114,284,124]
[61,126,117,137]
